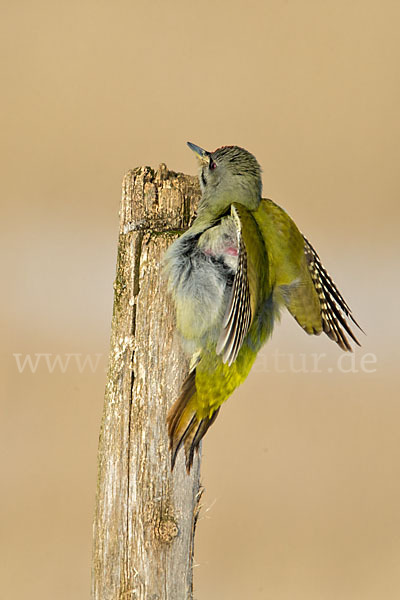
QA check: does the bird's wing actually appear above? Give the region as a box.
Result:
[284,232,362,351]
[300,235,363,351]
[216,204,264,366]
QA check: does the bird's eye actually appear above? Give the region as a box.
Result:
[209,160,217,170]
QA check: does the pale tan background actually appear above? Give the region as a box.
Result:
[1,1,399,598]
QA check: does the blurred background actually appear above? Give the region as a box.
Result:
[1,1,399,598]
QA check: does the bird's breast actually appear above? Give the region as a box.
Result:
[163,217,239,353]
[197,215,239,271]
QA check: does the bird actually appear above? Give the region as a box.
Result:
[163,142,362,472]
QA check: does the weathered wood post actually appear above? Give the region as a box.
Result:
[92,164,201,600]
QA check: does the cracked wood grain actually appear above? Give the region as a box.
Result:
[92,164,202,600]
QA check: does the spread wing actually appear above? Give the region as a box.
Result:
[302,236,363,351]
[259,198,363,352]
[216,205,253,366]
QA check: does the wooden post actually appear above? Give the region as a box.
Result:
[92,164,201,600]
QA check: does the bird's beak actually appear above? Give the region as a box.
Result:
[187,141,210,164]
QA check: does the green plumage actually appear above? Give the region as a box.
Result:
[164,143,362,472]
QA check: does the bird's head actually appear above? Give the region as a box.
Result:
[187,142,262,217]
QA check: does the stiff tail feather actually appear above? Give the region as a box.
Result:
[167,368,220,473]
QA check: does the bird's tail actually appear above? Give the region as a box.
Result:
[167,368,219,473]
